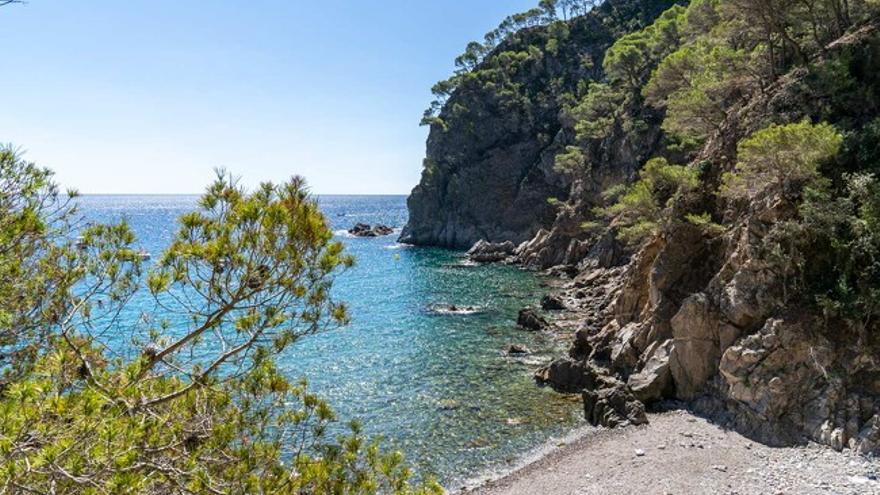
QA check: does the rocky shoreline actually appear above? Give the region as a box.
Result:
[462,236,880,457]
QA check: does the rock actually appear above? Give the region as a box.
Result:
[634,449,646,457]
[372,224,394,236]
[348,223,395,237]
[582,382,648,428]
[534,359,598,393]
[426,304,483,315]
[540,294,566,311]
[467,240,517,263]
[627,339,674,402]
[547,264,580,278]
[517,308,549,331]
[570,327,593,358]
[855,415,880,455]
[506,344,531,356]
[669,293,721,400]
[348,223,375,236]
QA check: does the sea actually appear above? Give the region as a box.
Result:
[75,194,584,488]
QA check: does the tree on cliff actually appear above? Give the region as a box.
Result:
[721,121,844,201]
[0,148,440,494]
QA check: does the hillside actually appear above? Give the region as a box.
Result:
[404,0,880,455]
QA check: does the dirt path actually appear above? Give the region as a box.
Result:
[464,411,880,495]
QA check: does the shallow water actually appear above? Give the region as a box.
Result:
[75,194,583,487]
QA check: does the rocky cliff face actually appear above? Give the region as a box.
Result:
[399,0,678,248]
[533,26,880,455]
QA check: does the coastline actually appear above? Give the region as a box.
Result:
[455,261,880,494]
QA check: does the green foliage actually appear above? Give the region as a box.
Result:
[568,82,627,140]
[554,145,587,173]
[599,157,701,243]
[604,4,687,91]
[685,212,726,235]
[721,0,880,75]
[839,117,880,176]
[721,121,844,201]
[0,154,440,494]
[799,174,880,327]
[645,40,752,144]
[554,2,690,168]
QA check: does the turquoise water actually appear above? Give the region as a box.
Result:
[75,194,582,487]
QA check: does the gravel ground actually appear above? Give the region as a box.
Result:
[463,410,880,495]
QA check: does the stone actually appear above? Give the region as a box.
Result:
[534,359,598,393]
[348,223,395,237]
[669,293,721,400]
[540,294,566,311]
[466,240,517,263]
[628,339,674,402]
[506,344,531,356]
[582,383,648,428]
[517,308,549,331]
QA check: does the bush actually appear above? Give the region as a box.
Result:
[600,157,700,243]
[797,174,880,329]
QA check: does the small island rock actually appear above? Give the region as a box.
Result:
[348,223,395,237]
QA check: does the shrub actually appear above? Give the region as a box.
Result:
[600,157,700,243]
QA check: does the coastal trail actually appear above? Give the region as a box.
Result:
[466,410,879,495]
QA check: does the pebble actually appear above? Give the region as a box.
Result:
[635,449,646,457]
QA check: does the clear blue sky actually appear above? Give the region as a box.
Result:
[0,1,537,194]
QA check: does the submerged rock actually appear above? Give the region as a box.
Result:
[348,223,394,237]
[517,308,549,331]
[506,344,531,356]
[425,303,484,316]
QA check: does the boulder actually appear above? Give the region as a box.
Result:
[540,294,566,311]
[583,383,648,428]
[467,240,517,263]
[627,339,674,402]
[348,223,395,237]
[534,358,598,392]
[517,308,548,331]
[372,224,394,236]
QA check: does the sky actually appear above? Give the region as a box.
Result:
[0,0,537,194]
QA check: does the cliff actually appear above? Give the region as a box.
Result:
[399,0,679,248]
[405,0,880,456]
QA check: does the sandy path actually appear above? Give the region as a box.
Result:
[464,411,880,495]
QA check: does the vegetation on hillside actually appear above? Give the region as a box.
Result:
[584,0,880,330]
[425,0,880,331]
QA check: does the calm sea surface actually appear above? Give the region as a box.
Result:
[75,194,583,487]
